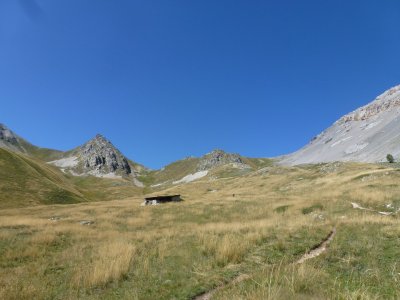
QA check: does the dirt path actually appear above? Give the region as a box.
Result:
[194,228,336,300]
[296,227,336,264]
[193,274,250,300]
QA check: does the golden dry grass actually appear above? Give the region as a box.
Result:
[0,162,399,299]
[71,240,135,288]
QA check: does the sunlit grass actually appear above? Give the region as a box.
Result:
[0,162,400,299]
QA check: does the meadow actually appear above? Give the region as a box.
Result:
[1,162,400,299]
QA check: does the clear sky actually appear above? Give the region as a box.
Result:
[1,0,400,169]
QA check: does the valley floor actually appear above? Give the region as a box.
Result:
[1,162,400,299]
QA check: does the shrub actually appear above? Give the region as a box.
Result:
[386,154,394,163]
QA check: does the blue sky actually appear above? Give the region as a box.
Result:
[1,0,400,168]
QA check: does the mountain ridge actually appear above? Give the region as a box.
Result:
[0,124,146,182]
[0,124,272,185]
[0,123,63,161]
[281,84,400,165]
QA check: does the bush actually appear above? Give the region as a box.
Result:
[386,154,394,163]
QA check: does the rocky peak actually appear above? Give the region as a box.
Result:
[94,133,107,141]
[0,123,26,153]
[338,84,400,123]
[197,149,244,171]
[78,134,131,176]
[0,123,19,145]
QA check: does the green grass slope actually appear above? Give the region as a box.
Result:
[2,162,400,299]
[140,156,274,191]
[139,157,200,186]
[242,157,274,169]
[0,148,85,208]
[19,139,65,162]
[68,175,144,202]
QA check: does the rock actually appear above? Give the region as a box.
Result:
[312,213,325,221]
[0,124,18,145]
[79,134,131,175]
[338,85,400,123]
[79,220,94,225]
[0,124,26,153]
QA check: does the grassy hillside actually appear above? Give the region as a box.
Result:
[18,139,65,162]
[140,156,274,188]
[0,148,144,208]
[0,148,84,208]
[242,157,274,169]
[1,161,399,299]
[68,175,144,201]
[140,157,200,186]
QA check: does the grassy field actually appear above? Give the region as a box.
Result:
[0,162,400,299]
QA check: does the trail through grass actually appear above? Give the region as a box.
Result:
[1,162,400,299]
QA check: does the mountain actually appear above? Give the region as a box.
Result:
[281,84,400,165]
[0,123,63,161]
[0,124,145,186]
[0,123,273,192]
[48,134,143,181]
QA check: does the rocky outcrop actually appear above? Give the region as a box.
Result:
[79,134,131,176]
[197,149,246,171]
[338,85,400,123]
[0,123,25,153]
[0,124,18,144]
[49,134,135,179]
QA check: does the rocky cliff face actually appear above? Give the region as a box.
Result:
[197,149,246,171]
[0,124,18,144]
[281,84,400,165]
[337,85,400,123]
[49,134,135,179]
[79,134,132,176]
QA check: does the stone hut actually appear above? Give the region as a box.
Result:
[143,195,181,205]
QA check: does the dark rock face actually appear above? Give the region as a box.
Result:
[197,149,244,171]
[0,124,18,144]
[79,134,131,176]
